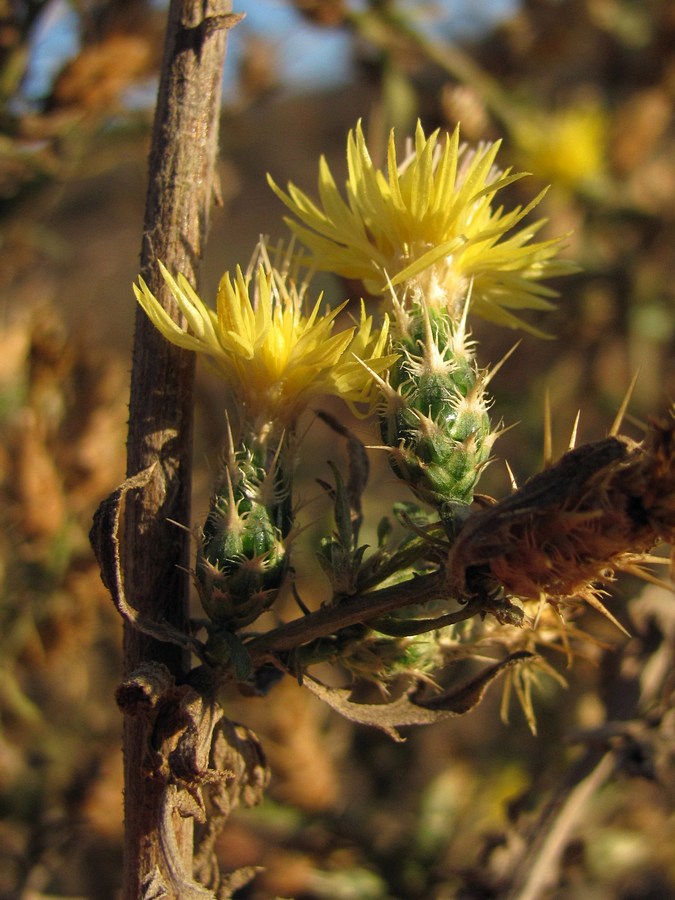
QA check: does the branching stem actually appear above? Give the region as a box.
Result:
[244,571,479,662]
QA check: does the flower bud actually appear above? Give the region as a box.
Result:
[380,311,497,508]
[196,456,287,632]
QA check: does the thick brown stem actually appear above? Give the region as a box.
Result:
[121,3,237,896]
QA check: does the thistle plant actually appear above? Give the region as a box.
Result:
[269,123,571,519]
[135,240,394,667]
[132,121,674,742]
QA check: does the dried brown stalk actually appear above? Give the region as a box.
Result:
[91,3,240,897]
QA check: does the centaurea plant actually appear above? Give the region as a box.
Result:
[135,121,674,738]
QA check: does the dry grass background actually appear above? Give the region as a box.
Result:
[1,1,674,897]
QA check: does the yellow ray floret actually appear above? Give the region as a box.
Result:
[134,247,397,426]
[269,121,576,332]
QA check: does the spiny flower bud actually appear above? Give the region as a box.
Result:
[196,445,287,632]
[379,299,498,509]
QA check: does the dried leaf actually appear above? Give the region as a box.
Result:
[317,409,369,539]
[90,466,203,654]
[120,664,269,899]
[303,652,533,741]
[155,785,217,900]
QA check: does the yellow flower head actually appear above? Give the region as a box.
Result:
[512,103,608,193]
[269,121,575,332]
[133,242,397,428]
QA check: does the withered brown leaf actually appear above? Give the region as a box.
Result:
[303,652,532,741]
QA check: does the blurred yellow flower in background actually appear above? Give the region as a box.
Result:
[134,242,396,428]
[269,121,575,331]
[511,103,608,194]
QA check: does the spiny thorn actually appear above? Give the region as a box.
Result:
[568,410,581,450]
[383,269,411,335]
[609,371,639,436]
[560,621,574,668]
[224,465,237,519]
[492,420,519,442]
[167,518,192,534]
[365,443,399,454]
[543,390,553,468]
[584,591,630,637]
[354,355,399,404]
[548,602,574,667]
[482,341,521,388]
[223,410,238,468]
[620,561,675,593]
[532,595,546,630]
[504,459,518,492]
[456,278,473,343]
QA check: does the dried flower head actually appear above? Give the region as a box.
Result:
[445,410,675,627]
[439,595,607,733]
[269,121,575,331]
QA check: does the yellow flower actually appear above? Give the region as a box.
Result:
[134,244,397,427]
[269,121,575,331]
[512,103,608,193]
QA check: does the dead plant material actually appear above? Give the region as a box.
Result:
[445,411,675,618]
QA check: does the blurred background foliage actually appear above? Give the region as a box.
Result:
[0,0,674,897]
